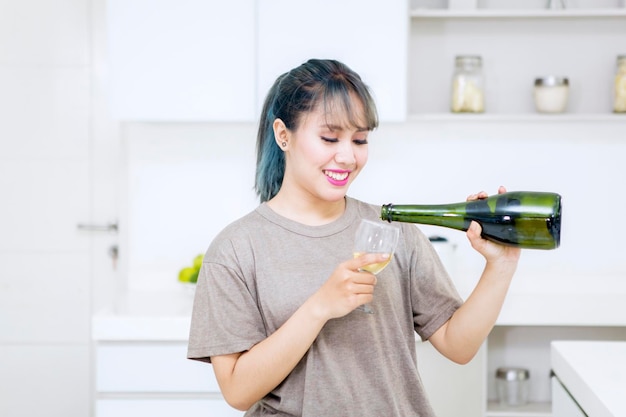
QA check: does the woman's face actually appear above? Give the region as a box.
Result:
[280,97,370,204]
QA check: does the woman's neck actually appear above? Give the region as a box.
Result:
[266,193,346,226]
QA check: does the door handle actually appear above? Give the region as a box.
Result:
[76,222,118,232]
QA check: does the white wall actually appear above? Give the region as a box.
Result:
[123,118,626,298]
[123,123,258,291]
[0,0,93,416]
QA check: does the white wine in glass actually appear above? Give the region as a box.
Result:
[353,219,400,314]
[352,252,392,275]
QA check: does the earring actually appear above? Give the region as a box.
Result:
[281,142,287,147]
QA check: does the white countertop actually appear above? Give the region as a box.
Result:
[496,291,626,326]
[552,341,626,417]
[470,273,626,326]
[92,282,626,342]
[92,288,195,341]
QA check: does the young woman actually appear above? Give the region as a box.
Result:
[188,59,520,416]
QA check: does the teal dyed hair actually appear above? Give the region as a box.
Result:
[254,59,379,202]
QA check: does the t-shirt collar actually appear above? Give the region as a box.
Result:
[256,197,358,238]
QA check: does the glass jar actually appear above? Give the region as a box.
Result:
[534,76,569,113]
[451,55,484,113]
[614,55,626,113]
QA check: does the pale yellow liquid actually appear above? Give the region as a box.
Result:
[353,252,392,275]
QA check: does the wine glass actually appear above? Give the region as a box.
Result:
[353,219,400,314]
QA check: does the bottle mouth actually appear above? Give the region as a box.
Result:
[381,203,393,222]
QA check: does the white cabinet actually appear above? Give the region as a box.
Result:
[257,0,408,122]
[107,0,409,122]
[418,325,626,417]
[550,340,626,417]
[551,341,626,417]
[485,326,626,417]
[96,342,218,392]
[97,399,243,417]
[94,341,244,417]
[106,0,256,121]
[552,377,585,417]
[92,291,626,417]
[417,340,486,417]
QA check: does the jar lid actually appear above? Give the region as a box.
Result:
[455,55,482,63]
[496,367,530,381]
[535,76,569,87]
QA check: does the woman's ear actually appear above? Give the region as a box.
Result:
[273,118,289,149]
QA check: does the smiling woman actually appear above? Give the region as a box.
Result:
[187,58,520,417]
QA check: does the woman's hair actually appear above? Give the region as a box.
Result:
[254,58,379,202]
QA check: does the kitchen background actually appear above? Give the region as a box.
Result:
[1,0,626,416]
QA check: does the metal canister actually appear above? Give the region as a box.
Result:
[534,76,569,113]
[495,367,530,407]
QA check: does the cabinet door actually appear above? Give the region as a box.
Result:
[106,0,256,121]
[416,340,485,417]
[258,0,408,122]
[552,376,586,417]
[96,342,219,392]
[96,399,244,417]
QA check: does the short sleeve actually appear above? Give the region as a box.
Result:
[404,225,462,340]
[187,238,267,362]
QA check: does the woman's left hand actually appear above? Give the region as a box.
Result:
[465,186,522,264]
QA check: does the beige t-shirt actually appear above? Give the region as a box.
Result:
[188,197,462,416]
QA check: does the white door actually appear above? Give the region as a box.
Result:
[0,1,120,416]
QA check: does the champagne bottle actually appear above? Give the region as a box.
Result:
[381,191,562,250]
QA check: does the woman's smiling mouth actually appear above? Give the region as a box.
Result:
[324,169,350,186]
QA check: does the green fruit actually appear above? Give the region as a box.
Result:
[193,254,204,270]
[178,266,197,283]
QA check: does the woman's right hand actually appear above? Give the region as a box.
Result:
[310,253,389,320]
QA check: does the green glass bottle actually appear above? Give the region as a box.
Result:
[381,191,562,250]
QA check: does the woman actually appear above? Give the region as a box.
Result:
[188,59,520,416]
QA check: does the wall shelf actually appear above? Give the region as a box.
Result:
[486,401,551,417]
[408,11,626,117]
[405,7,626,416]
[410,9,626,19]
[406,113,626,123]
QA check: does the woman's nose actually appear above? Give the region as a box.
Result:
[335,142,356,166]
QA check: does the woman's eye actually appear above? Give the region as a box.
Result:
[353,138,368,145]
[321,136,338,143]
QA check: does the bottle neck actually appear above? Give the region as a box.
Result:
[381,202,471,231]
